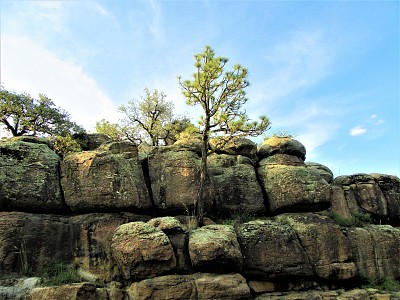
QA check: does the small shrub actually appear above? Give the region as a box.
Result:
[327,212,354,227]
[352,212,372,226]
[40,263,81,286]
[51,135,82,157]
[362,276,400,292]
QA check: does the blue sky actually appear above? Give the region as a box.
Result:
[0,0,399,177]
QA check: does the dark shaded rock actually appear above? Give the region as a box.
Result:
[71,213,150,282]
[208,154,265,216]
[0,138,67,212]
[0,212,79,275]
[111,222,176,280]
[236,219,312,279]
[189,225,243,272]
[73,133,111,151]
[61,144,151,212]
[148,146,214,213]
[371,173,400,221]
[257,136,306,160]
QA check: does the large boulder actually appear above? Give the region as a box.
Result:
[371,173,400,221]
[257,136,306,160]
[111,222,176,280]
[209,137,257,158]
[189,224,243,272]
[0,138,67,212]
[0,212,79,275]
[236,219,312,279]
[194,273,252,300]
[208,154,265,216]
[277,213,356,280]
[335,174,388,219]
[257,155,332,213]
[345,225,400,279]
[61,142,151,212]
[148,146,214,213]
[31,283,97,300]
[127,275,197,300]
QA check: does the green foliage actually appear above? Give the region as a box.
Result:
[118,88,190,146]
[328,211,372,227]
[268,131,295,138]
[40,263,81,286]
[95,119,125,142]
[179,46,270,142]
[178,45,270,224]
[361,276,400,292]
[0,87,84,137]
[51,135,82,157]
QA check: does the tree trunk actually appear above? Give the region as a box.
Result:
[197,130,208,226]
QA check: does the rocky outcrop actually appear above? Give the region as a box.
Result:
[208,154,265,216]
[257,137,332,214]
[61,142,151,212]
[236,219,313,280]
[111,221,176,280]
[334,173,400,223]
[0,212,79,274]
[0,138,66,212]
[277,213,356,280]
[189,224,243,272]
[148,145,214,213]
[209,137,257,158]
[345,225,400,279]
[31,283,97,300]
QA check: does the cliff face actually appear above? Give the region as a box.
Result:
[0,136,399,300]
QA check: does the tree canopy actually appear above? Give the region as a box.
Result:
[179,45,270,224]
[117,88,190,146]
[0,87,83,137]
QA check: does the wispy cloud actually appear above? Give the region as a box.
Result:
[2,35,119,131]
[147,0,164,44]
[350,126,367,136]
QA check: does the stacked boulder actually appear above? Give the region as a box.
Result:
[257,136,332,213]
[0,135,400,299]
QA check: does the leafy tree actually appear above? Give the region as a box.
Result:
[0,87,84,137]
[179,46,270,224]
[118,88,190,146]
[51,135,82,158]
[95,119,125,142]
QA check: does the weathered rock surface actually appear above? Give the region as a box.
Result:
[236,219,313,279]
[209,137,257,158]
[257,136,306,160]
[334,173,400,223]
[111,222,176,280]
[194,273,252,299]
[0,277,40,300]
[189,224,243,272]
[0,138,66,212]
[0,212,79,274]
[257,156,332,213]
[277,213,356,280]
[71,213,150,282]
[31,283,97,300]
[127,275,197,300]
[345,225,400,279]
[61,142,151,212]
[208,154,265,216]
[148,146,214,212]
[306,162,334,184]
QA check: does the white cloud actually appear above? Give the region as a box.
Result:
[350,126,367,136]
[1,35,119,132]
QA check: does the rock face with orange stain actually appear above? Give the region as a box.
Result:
[60,142,151,212]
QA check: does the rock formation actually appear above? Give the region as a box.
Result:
[0,135,399,299]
